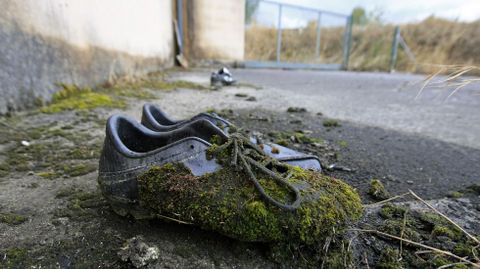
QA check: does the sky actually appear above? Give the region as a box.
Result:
[256,0,480,27]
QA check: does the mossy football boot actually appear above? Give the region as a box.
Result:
[141,103,322,171]
[98,115,362,245]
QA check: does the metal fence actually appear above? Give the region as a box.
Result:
[244,0,352,70]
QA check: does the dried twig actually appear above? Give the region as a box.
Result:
[415,67,445,100]
[351,229,480,268]
[445,80,471,100]
[363,252,370,269]
[297,247,310,265]
[415,250,433,255]
[155,214,192,225]
[320,236,332,269]
[398,209,409,260]
[408,190,480,245]
[443,66,474,82]
[363,192,410,208]
[416,64,480,101]
[438,262,470,269]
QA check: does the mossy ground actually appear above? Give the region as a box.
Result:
[105,76,207,92]
[447,191,464,198]
[323,119,340,128]
[40,73,208,114]
[338,140,349,148]
[0,111,103,180]
[41,84,126,114]
[267,130,324,147]
[99,73,208,100]
[368,179,391,201]
[363,203,480,269]
[0,247,29,269]
[53,188,106,220]
[0,212,28,225]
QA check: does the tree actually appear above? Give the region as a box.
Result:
[352,6,383,25]
[352,7,368,25]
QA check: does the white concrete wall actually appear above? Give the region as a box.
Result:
[0,0,174,113]
[12,0,173,59]
[190,0,245,61]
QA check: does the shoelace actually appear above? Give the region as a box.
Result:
[211,133,302,211]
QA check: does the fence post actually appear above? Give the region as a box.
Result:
[276,4,283,62]
[176,0,183,48]
[390,26,400,72]
[342,15,353,70]
[315,12,322,58]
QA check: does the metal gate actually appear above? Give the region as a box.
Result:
[244,0,352,70]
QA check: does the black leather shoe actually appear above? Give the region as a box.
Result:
[141,103,322,171]
[210,67,235,86]
[98,116,363,244]
[98,115,228,218]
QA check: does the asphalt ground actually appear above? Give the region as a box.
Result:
[233,69,480,150]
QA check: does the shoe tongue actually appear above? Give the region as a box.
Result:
[196,113,231,135]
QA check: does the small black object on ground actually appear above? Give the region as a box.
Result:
[211,67,236,87]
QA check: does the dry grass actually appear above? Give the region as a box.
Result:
[245,22,344,64]
[246,17,480,73]
[416,64,480,100]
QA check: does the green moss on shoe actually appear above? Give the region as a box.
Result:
[275,139,289,147]
[137,163,363,245]
[451,265,469,269]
